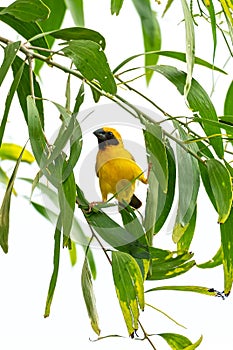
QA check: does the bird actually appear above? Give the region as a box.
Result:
[93,127,148,209]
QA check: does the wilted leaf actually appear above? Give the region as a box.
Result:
[81,257,100,335]
[206,159,232,223]
[112,251,144,337]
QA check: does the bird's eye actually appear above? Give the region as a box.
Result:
[108,132,113,136]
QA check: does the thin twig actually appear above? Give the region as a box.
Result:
[88,223,112,265]
[138,320,157,350]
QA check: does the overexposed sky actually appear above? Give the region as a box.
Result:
[0,0,232,349]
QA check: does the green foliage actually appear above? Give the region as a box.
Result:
[0,0,233,349]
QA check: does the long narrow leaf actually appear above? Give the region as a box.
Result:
[197,247,222,268]
[81,257,100,335]
[113,51,226,75]
[111,0,124,15]
[0,60,25,146]
[12,56,44,126]
[112,251,144,337]
[152,65,224,158]
[224,80,233,115]
[44,215,62,317]
[0,41,21,87]
[0,145,26,253]
[220,207,233,295]
[180,0,195,97]
[206,159,232,223]
[64,0,84,27]
[132,0,161,84]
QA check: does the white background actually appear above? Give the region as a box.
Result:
[0,0,233,349]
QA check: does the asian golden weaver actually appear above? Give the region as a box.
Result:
[93,127,148,209]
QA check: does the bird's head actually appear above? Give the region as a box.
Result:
[93,127,123,149]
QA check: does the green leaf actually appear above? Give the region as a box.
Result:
[27,95,48,167]
[0,143,34,163]
[50,27,106,50]
[120,205,147,245]
[206,159,232,223]
[220,207,233,295]
[0,41,21,87]
[154,143,176,233]
[81,257,100,335]
[35,0,66,73]
[0,10,49,54]
[205,0,217,61]
[111,0,124,15]
[12,55,44,126]
[143,169,159,245]
[143,123,168,193]
[180,0,195,97]
[73,82,85,114]
[147,252,195,280]
[224,81,233,116]
[0,145,25,253]
[58,168,76,241]
[173,125,200,242]
[177,206,197,251]
[0,0,50,22]
[64,0,84,27]
[197,246,222,268]
[146,285,223,297]
[112,251,144,337]
[162,0,175,16]
[199,161,217,211]
[113,50,226,75]
[152,65,224,158]
[0,60,25,146]
[132,0,161,84]
[44,215,61,317]
[158,333,202,350]
[62,40,117,95]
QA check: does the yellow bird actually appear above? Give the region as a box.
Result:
[93,127,148,209]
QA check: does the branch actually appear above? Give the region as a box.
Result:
[0,36,206,165]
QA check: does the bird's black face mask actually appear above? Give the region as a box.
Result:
[93,128,119,149]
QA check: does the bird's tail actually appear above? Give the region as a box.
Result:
[129,194,142,209]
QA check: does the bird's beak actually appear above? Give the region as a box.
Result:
[93,128,106,141]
